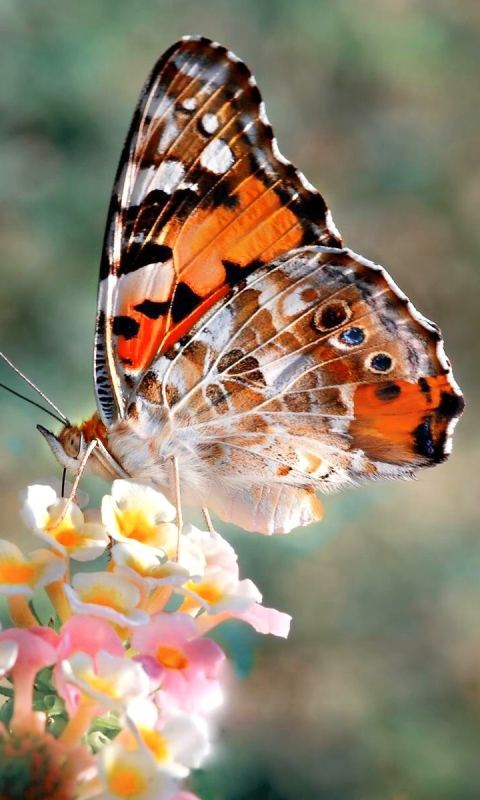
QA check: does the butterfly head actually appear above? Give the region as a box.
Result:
[37,423,87,474]
[37,413,113,477]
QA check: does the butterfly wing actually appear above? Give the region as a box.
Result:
[94,36,341,425]
[136,246,463,533]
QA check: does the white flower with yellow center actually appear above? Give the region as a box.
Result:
[98,741,176,800]
[102,481,178,557]
[0,540,65,595]
[20,484,109,561]
[184,524,238,575]
[179,568,262,615]
[64,569,149,628]
[111,541,193,589]
[120,699,209,779]
[61,650,150,710]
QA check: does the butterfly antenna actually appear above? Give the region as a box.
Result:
[0,350,70,426]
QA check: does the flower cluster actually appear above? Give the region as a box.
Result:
[0,479,290,799]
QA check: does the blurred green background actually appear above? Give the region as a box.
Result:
[0,1,478,797]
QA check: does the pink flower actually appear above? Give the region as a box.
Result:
[54,615,125,714]
[131,613,225,713]
[196,602,291,638]
[0,628,59,732]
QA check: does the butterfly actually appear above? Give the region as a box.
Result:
[39,35,464,534]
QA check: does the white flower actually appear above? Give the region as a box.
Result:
[184,524,238,575]
[20,484,109,561]
[98,741,177,800]
[0,540,65,595]
[64,570,149,628]
[20,477,89,509]
[61,650,150,711]
[122,699,210,778]
[102,481,178,557]
[179,569,262,615]
[111,542,193,589]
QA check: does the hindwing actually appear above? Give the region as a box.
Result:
[133,246,464,532]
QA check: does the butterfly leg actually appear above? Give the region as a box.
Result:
[49,439,98,529]
[170,455,183,560]
[202,507,215,534]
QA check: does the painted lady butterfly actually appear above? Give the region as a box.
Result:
[39,36,464,534]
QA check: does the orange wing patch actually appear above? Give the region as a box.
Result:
[352,376,465,465]
[115,173,307,370]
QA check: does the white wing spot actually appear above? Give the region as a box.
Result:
[201,113,219,134]
[158,116,178,152]
[152,159,185,194]
[200,139,235,174]
[178,180,199,193]
[181,97,197,111]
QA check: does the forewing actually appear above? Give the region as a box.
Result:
[137,246,464,533]
[94,36,341,424]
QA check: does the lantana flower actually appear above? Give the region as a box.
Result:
[131,613,225,713]
[20,483,109,561]
[0,540,65,596]
[0,476,292,799]
[184,524,238,575]
[0,540,66,627]
[54,615,126,715]
[102,480,178,556]
[60,650,151,712]
[120,699,209,778]
[98,741,177,800]
[64,569,150,629]
[0,627,59,732]
[110,539,205,587]
[179,569,262,615]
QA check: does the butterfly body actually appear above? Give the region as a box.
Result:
[40,36,464,534]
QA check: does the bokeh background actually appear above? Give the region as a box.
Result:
[0,1,478,797]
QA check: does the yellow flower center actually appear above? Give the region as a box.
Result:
[116,510,156,545]
[156,644,189,671]
[0,561,35,585]
[55,525,81,548]
[184,580,223,606]
[84,671,120,699]
[108,765,146,797]
[141,729,169,762]
[82,587,128,613]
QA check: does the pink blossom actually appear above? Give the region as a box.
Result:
[57,615,125,660]
[0,628,58,731]
[54,615,125,714]
[196,602,292,638]
[131,613,225,713]
[235,603,291,637]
